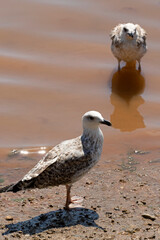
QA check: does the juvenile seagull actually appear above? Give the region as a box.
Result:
[0,111,111,209]
[110,23,147,71]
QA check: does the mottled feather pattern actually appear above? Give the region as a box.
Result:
[110,23,147,47]
[22,135,103,188]
[0,111,111,212]
[110,23,147,63]
[7,132,103,191]
[135,24,147,47]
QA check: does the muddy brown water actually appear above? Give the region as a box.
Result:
[0,0,160,186]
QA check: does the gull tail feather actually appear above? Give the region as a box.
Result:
[0,184,15,193]
[0,179,35,193]
[0,181,24,193]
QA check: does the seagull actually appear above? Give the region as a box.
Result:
[110,23,147,71]
[0,111,111,209]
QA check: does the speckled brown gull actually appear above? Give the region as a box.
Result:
[0,111,111,209]
[110,23,147,71]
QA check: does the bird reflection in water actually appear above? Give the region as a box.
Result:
[110,63,145,132]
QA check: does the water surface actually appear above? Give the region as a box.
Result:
[0,0,160,183]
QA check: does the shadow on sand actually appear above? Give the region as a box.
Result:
[3,208,104,236]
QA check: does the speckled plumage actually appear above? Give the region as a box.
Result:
[0,111,111,209]
[110,23,147,70]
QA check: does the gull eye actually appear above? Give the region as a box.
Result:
[123,27,128,32]
[88,116,94,120]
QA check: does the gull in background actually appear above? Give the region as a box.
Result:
[110,23,147,71]
[0,111,111,209]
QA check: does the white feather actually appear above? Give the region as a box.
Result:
[110,23,147,69]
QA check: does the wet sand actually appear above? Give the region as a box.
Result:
[0,149,160,239]
[0,0,160,239]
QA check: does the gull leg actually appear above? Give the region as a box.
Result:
[138,60,141,72]
[65,184,83,210]
[118,59,121,71]
[65,184,72,210]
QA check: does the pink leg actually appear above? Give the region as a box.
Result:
[65,184,72,210]
[65,184,83,210]
[138,61,141,72]
[118,59,121,71]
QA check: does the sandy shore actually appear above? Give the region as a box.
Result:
[0,151,159,240]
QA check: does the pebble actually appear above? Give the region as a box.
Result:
[114,207,120,211]
[5,215,13,221]
[122,209,130,214]
[142,213,156,221]
[28,197,35,202]
[86,181,92,185]
[49,204,54,208]
[119,179,126,183]
[134,150,149,155]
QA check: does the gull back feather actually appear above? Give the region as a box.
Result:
[110,24,122,40]
[135,24,147,45]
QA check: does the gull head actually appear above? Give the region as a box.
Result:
[82,111,111,130]
[121,23,137,40]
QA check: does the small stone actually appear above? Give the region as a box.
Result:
[0,224,6,229]
[28,197,34,202]
[114,207,120,211]
[139,183,146,187]
[5,216,13,221]
[136,200,144,206]
[122,209,130,214]
[106,235,115,239]
[49,204,54,208]
[119,179,126,183]
[135,228,140,232]
[91,205,96,210]
[105,211,112,215]
[47,230,54,234]
[86,181,92,185]
[146,227,150,231]
[142,213,156,221]
[21,201,26,207]
[134,150,149,155]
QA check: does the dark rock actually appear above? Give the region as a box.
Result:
[142,213,156,221]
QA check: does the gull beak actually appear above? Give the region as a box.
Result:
[100,119,112,126]
[127,33,134,38]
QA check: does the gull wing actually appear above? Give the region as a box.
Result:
[22,136,83,182]
[135,24,147,46]
[110,24,123,47]
[17,136,93,189]
[0,136,92,192]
